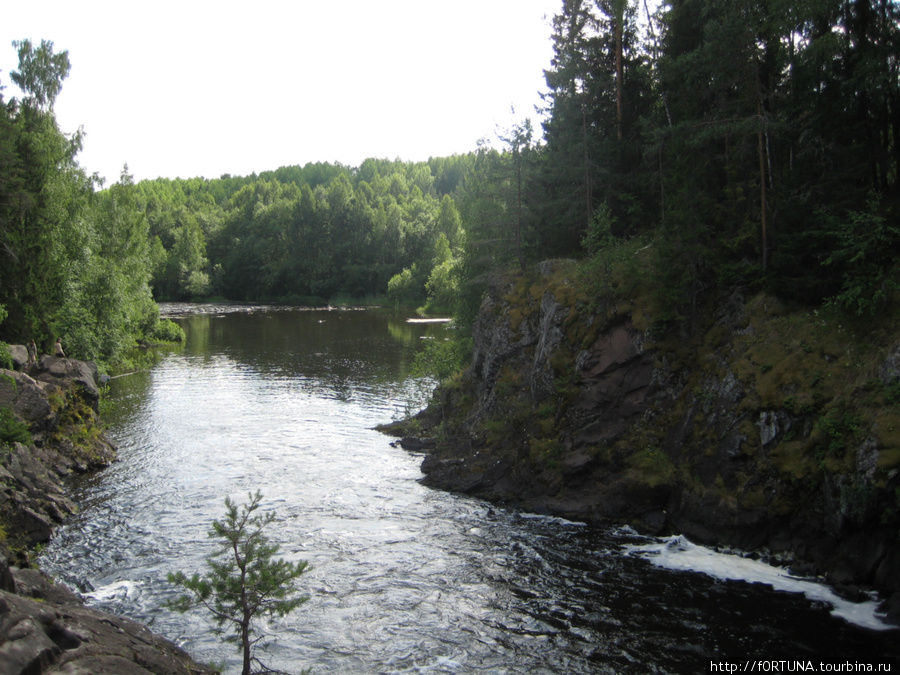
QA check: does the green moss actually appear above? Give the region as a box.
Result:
[564,315,586,346]
[817,404,864,459]
[508,306,528,333]
[704,324,730,351]
[549,346,574,377]
[626,446,676,488]
[529,437,563,464]
[494,365,523,397]
[0,407,32,447]
[875,407,900,439]
[740,489,768,510]
[48,390,112,467]
[769,494,796,517]
[771,440,818,480]
[877,447,900,471]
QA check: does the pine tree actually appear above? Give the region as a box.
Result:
[168,491,310,675]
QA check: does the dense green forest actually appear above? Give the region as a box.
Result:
[2,0,899,366]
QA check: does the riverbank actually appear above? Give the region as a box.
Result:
[0,351,215,674]
[384,260,900,624]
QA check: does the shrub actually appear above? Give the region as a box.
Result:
[822,195,900,316]
[0,406,32,447]
[412,336,472,383]
[151,319,186,343]
[0,343,12,371]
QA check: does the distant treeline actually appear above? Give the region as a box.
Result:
[134,157,471,309]
[2,1,898,364]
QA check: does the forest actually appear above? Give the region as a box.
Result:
[1,0,898,366]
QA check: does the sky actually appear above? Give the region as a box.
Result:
[2,0,562,184]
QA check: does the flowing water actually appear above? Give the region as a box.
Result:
[39,307,898,674]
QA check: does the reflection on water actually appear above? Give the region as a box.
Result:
[40,308,898,674]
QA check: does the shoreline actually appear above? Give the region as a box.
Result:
[0,352,216,674]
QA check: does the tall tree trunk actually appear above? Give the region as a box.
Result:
[582,103,593,229]
[515,147,525,271]
[757,77,768,271]
[615,23,623,140]
[614,0,626,140]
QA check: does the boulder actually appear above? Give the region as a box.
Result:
[0,567,215,675]
[34,356,101,406]
[0,442,77,548]
[0,371,55,430]
[8,345,29,370]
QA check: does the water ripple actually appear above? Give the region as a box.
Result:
[40,310,898,673]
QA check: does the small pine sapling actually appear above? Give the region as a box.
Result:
[168,490,310,675]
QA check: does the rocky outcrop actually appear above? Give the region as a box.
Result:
[1,358,116,556]
[0,352,216,675]
[403,262,900,620]
[0,559,211,675]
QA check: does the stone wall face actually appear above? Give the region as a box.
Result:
[413,264,900,617]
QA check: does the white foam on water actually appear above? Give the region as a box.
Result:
[385,652,466,674]
[624,535,894,632]
[518,512,588,527]
[85,579,139,603]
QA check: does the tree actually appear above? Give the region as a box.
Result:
[608,0,629,140]
[10,39,71,110]
[495,115,536,270]
[539,0,653,252]
[168,491,310,675]
[0,40,89,347]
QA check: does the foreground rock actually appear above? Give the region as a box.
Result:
[393,261,900,623]
[1,559,210,675]
[1,353,216,674]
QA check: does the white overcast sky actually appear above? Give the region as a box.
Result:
[1,0,562,183]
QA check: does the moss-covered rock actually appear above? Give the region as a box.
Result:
[0,357,216,675]
[0,359,116,563]
[405,262,900,615]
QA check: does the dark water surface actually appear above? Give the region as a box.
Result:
[39,307,898,674]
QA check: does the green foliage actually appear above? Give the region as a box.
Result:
[581,204,617,258]
[421,234,460,314]
[818,406,864,457]
[822,196,900,316]
[411,336,472,383]
[0,306,11,370]
[136,158,472,306]
[0,48,160,364]
[167,491,309,675]
[11,39,71,110]
[424,259,458,313]
[151,319,186,343]
[387,265,424,305]
[0,407,32,447]
[0,307,10,372]
[5,0,897,359]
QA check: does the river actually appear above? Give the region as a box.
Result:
[38,306,898,674]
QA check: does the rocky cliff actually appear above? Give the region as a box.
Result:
[395,260,900,620]
[0,351,214,674]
